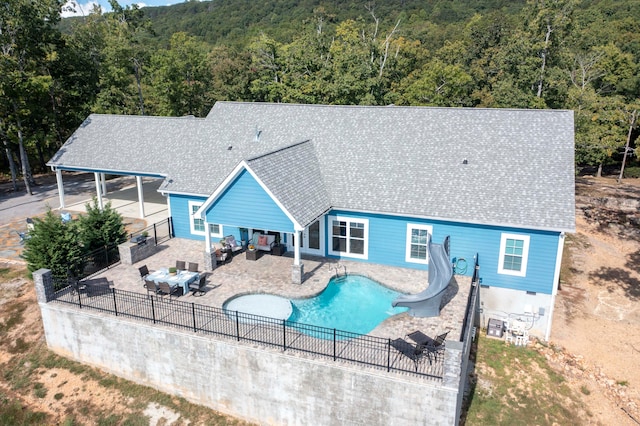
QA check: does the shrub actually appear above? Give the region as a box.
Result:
[77,198,127,252]
[623,167,640,178]
[22,210,85,278]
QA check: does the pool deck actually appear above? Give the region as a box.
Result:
[94,238,472,343]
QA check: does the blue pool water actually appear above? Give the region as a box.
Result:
[289,275,407,335]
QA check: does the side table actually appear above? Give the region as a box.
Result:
[271,244,286,256]
[246,249,262,261]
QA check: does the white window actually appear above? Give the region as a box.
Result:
[189,201,222,237]
[498,233,530,277]
[405,224,433,264]
[328,216,368,259]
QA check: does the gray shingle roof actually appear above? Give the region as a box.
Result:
[48,102,575,232]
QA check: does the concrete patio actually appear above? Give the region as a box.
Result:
[93,237,472,342]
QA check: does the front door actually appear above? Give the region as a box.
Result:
[288,219,323,256]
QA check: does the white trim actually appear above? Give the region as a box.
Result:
[194,161,303,230]
[405,223,433,264]
[545,232,565,342]
[497,233,530,277]
[327,215,368,260]
[189,200,224,238]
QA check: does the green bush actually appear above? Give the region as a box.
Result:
[623,167,640,178]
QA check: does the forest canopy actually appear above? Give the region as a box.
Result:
[2,0,639,189]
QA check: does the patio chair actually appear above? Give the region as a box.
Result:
[188,262,199,273]
[144,279,158,298]
[224,235,243,254]
[189,274,206,296]
[138,265,151,284]
[390,338,430,370]
[176,260,186,271]
[407,330,449,362]
[157,281,180,300]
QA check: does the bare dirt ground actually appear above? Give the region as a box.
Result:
[548,176,640,425]
[1,176,639,424]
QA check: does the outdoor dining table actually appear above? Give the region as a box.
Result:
[146,268,199,296]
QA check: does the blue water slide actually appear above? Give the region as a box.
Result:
[392,235,452,317]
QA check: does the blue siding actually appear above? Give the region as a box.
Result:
[327,210,560,295]
[206,170,294,233]
[169,194,207,240]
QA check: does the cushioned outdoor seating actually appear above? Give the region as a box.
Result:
[224,235,243,254]
[252,233,276,252]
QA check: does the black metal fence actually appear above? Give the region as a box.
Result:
[129,217,173,245]
[49,284,447,380]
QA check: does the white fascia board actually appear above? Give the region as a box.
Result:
[195,161,303,230]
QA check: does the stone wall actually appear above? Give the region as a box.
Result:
[39,303,461,425]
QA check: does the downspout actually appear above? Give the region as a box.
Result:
[545,232,566,342]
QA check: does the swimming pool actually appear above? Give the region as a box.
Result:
[223,275,407,337]
[291,275,407,334]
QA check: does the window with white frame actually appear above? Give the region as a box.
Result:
[405,224,433,264]
[328,216,368,259]
[188,201,222,237]
[498,233,530,277]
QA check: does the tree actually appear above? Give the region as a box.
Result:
[150,32,213,116]
[22,210,84,279]
[0,0,64,194]
[77,198,127,253]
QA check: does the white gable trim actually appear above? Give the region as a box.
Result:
[195,161,303,230]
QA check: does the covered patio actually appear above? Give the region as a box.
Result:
[92,237,472,341]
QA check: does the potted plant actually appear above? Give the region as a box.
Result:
[168,267,177,276]
[248,244,255,251]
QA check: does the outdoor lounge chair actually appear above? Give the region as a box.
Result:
[158,281,180,300]
[176,260,186,271]
[224,235,243,254]
[407,330,449,362]
[189,274,206,296]
[251,233,276,252]
[390,338,430,370]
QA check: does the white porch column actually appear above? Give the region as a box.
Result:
[293,230,301,266]
[94,172,103,210]
[55,169,65,209]
[101,173,107,195]
[136,175,145,219]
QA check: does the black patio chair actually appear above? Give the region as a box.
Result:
[390,338,430,370]
[144,279,158,298]
[189,274,206,296]
[157,281,180,301]
[407,330,449,362]
[188,262,199,273]
[176,260,186,271]
[138,265,151,285]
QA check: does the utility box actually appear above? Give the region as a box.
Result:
[487,318,504,338]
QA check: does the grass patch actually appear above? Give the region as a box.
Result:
[580,385,591,395]
[465,335,589,425]
[0,397,49,424]
[0,266,28,281]
[33,382,47,399]
[616,380,629,386]
[54,392,64,400]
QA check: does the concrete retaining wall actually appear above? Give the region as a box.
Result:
[40,303,460,425]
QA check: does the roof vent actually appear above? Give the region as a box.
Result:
[462,159,468,165]
[227,146,233,150]
[254,128,262,142]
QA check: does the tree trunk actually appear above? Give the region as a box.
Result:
[536,24,552,98]
[133,58,145,115]
[618,110,637,183]
[596,163,603,178]
[12,102,33,195]
[3,139,19,192]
